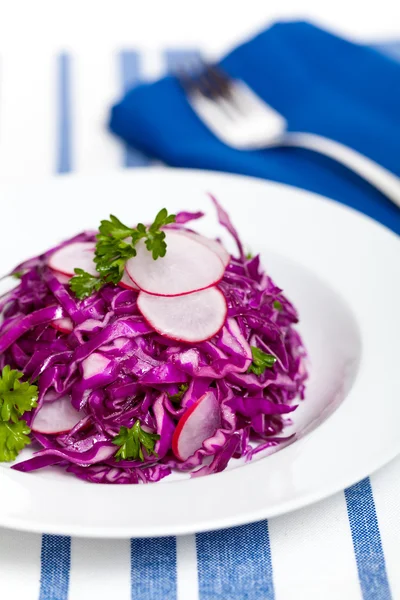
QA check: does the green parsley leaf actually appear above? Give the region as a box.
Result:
[0,366,38,423]
[145,229,167,260]
[94,214,144,284]
[98,214,135,241]
[0,366,37,462]
[149,208,176,232]
[69,209,176,298]
[168,383,189,404]
[11,271,24,280]
[112,421,160,462]
[69,268,104,300]
[248,346,277,376]
[273,300,282,311]
[0,420,31,462]
[142,208,176,260]
[246,252,253,260]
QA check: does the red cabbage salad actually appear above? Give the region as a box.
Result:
[0,196,307,484]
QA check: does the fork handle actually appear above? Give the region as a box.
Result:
[274,133,400,209]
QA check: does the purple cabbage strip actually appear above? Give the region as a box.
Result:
[209,193,245,261]
[42,268,86,324]
[13,441,116,472]
[0,305,63,353]
[153,393,175,459]
[174,210,205,224]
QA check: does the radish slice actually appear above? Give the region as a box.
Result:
[126,231,224,297]
[54,272,71,284]
[51,317,73,334]
[32,396,85,434]
[172,391,221,461]
[119,270,139,291]
[177,230,230,268]
[137,287,227,343]
[48,242,97,277]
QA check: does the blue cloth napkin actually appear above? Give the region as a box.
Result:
[110,21,400,234]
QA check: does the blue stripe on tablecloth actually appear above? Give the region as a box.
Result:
[56,53,72,174]
[39,535,71,600]
[196,521,275,600]
[120,50,150,167]
[130,537,177,600]
[345,478,392,600]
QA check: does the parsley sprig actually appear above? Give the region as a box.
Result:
[70,209,176,299]
[248,346,277,376]
[112,421,160,462]
[0,421,31,462]
[69,268,104,299]
[0,366,38,462]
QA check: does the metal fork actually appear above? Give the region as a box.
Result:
[178,62,400,209]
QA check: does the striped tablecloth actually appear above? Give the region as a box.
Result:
[0,45,399,600]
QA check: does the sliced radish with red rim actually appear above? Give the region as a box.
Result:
[48,242,97,277]
[176,230,230,268]
[137,287,227,343]
[172,391,221,461]
[53,272,71,284]
[126,231,225,297]
[32,396,85,434]
[119,270,139,291]
[51,317,74,334]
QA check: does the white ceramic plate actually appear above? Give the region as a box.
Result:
[0,168,399,538]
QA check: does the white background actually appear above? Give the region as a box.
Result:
[0,0,399,55]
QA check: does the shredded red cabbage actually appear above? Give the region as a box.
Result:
[1,206,307,484]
